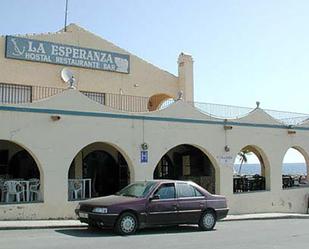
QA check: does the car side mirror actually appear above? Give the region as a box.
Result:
[149,194,160,201]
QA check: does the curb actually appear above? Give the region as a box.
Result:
[221,215,309,222]
[0,224,87,231]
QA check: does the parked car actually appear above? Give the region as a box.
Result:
[75,180,229,235]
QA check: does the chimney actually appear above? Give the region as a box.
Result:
[178,52,194,102]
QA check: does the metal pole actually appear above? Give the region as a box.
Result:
[64,0,69,32]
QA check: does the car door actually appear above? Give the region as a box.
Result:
[146,183,178,225]
[176,182,205,223]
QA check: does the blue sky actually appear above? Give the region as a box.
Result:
[1,1,308,162]
[1,1,309,113]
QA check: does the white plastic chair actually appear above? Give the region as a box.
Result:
[3,181,25,203]
[0,179,5,202]
[69,179,82,200]
[29,179,41,201]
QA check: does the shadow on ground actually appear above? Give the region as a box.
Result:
[56,225,214,237]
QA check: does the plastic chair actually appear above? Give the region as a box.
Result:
[0,179,5,202]
[29,179,41,201]
[3,181,25,203]
[69,179,82,200]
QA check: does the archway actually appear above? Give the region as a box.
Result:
[153,144,216,194]
[233,145,269,193]
[68,142,130,201]
[148,93,174,111]
[282,147,309,189]
[0,140,42,203]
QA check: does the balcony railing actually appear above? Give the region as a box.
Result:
[1,82,309,125]
[0,82,65,104]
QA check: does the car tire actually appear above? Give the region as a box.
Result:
[199,210,217,231]
[115,212,138,235]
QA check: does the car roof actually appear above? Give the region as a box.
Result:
[136,179,196,184]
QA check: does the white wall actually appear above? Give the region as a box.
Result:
[0,90,309,219]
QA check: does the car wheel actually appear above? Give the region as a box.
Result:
[115,212,138,235]
[199,210,216,231]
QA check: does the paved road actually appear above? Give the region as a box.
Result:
[0,219,309,249]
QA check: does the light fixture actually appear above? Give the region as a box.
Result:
[176,91,183,100]
[224,125,233,130]
[224,145,230,152]
[141,142,149,150]
[288,130,296,134]
[50,115,61,121]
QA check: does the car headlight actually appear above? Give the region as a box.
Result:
[92,207,108,214]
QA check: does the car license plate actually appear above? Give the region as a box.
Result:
[79,212,88,219]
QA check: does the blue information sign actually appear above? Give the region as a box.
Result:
[5,35,130,73]
[141,151,148,163]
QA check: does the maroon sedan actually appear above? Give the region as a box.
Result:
[75,180,228,235]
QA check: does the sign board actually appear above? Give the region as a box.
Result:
[217,155,234,167]
[141,150,148,163]
[5,36,130,73]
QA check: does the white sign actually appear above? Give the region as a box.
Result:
[217,155,234,167]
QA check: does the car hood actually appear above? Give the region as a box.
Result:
[80,195,141,207]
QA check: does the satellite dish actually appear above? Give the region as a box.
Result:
[61,68,76,89]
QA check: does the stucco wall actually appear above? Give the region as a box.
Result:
[0,90,309,219]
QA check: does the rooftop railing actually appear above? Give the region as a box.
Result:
[1,82,309,125]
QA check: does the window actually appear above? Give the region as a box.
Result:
[117,182,156,198]
[177,183,203,198]
[182,155,191,176]
[154,183,175,199]
[194,187,204,197]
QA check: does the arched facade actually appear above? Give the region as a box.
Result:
[233,145,270,193]
[282,146,309,189]
[68,142,131,201]
[0,140,43,203]
[148,93,174,111]
[153,144,218,194]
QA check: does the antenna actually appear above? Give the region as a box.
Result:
[61,68,76,89]
[64,0,69,32]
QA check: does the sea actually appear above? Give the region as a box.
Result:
[233,163,307,175]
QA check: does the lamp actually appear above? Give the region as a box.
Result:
[288,130,296,134]
[224,145,230,152]
[224,125,233,130]
[50,115,61,121]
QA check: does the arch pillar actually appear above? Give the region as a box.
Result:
[218,160,234,196]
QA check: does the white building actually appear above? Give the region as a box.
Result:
[0,24,308,220]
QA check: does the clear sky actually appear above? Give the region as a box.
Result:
[1,1,308,162]
[1,0,309,113]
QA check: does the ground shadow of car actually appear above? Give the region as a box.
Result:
[56,225,217,237]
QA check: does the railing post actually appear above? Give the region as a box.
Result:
[30,85,33,103]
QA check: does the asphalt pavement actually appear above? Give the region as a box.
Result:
[1,213,308,230]
[0,219,309,249]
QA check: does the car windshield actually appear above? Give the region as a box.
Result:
[116,181,156,198]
